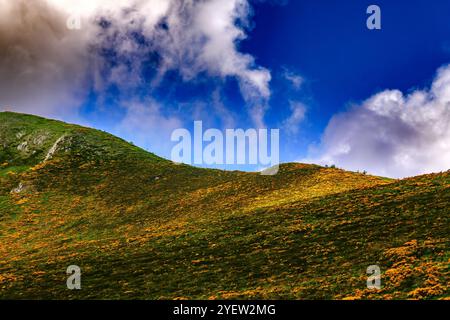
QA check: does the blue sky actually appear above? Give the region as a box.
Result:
[243,0,450,160]
[3,0,450,177]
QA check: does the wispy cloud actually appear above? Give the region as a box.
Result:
[283,69,304,90]
[282,101,306,135]
[114,99,183,156]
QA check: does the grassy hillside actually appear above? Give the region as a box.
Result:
[0,112,448,299]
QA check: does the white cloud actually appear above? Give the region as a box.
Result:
[153,0,271,126]
[0,0,271,125]
[304,64,450,178]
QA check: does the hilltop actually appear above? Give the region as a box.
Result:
[0,112,448,299]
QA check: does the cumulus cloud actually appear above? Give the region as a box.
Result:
[157,0,271,98]
[304,64,450,178]
[0,0,271,125]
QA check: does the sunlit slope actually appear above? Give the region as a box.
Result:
[0,112,448,299]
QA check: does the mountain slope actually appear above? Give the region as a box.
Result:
[0,112,448,299]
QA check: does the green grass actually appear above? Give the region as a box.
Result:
[0,112,448,300]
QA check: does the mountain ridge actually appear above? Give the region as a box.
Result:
[0,112,448,299]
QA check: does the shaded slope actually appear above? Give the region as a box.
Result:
[0,112,448,299]
[0,111,164,167]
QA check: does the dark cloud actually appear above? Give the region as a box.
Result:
[0,0,271,126]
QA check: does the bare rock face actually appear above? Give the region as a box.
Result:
[15,131,26,139]
[12,131,51,160]
[44,134,70,162]
[11,182,26,194]
[17,141,29,152]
